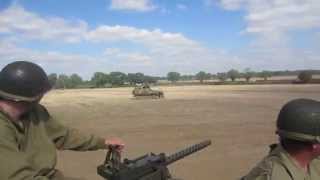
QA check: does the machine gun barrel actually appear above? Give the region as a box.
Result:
[165,140,211,165]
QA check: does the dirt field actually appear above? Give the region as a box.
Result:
[42,84,320,180]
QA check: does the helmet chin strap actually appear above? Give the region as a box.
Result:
[0,89,43,102]
[276,129,320,143]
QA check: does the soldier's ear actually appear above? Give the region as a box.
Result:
[312,143,320,156]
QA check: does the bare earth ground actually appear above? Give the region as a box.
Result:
[42,84,320,180]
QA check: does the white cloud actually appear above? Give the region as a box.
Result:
[216,0,320,71]
[86,25,229,73]
[0,5,88,43]
[0,39,98,78]
[0,42,91,65]
[0,6,197,49]
[219,0,247,10]
[219,0,320,34]
[86,25,198,48]
[1,3,319,78]
[104,48,152,64]
[0,5,231,76]
[109,0,156,12]
[317,32,320,45]
[0,36,234,78]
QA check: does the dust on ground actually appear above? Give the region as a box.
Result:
[42,84,320,180]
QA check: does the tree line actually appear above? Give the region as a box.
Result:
[48,69,320,89]
[168,69,319,83]
[48,72,160,89]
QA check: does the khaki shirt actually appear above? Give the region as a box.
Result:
[311,158,320,175]
[242,144,320,180]
[0,104,106,180]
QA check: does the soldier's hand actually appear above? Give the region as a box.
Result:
[105,138,125,152]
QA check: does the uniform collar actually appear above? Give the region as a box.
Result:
[274,144,315,179]
[0,110,28,133]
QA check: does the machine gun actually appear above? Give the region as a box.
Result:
[97,140,211,180]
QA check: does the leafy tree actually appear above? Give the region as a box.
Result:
[195,71,210,83]
[180,75,194,81]
[144,76,157,84]
[48,73,57,88]
[217,73,228,82]
[298,71,313,83]
[91,72,109,88]
[110,72,127,86]
[227,69,240,82]
[79,80,93,88]
[211,74,217,80]
[70,73,83,88]
[259,71,272,81]
[243,68,255,82]
[167,72,180,82]
[128,73,145,85]
[56,74,70,89]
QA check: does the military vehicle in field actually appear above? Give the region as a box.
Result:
[132,84,164,98]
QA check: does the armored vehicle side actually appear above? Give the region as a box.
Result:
[132,84,164,98]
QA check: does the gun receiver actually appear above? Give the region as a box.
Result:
[97,140,211,180]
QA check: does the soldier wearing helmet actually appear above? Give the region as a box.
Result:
[242,98,320,180]
[0,61,124,180]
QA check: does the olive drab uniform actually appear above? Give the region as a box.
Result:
[241,144,320,180]
[311,158,320,175]
[0,104,107,180]
[242,99,320,180]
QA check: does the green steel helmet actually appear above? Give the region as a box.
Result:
[0,61,51,102]
[276,99,320,143]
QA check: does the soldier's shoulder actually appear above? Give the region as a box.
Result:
[242,156,274,180]
[0,112,13,128]
[0,112,8,122]
[242,152,288,180]
[312,157,320,164]
[311,157,320,172]
[33,104,51,120]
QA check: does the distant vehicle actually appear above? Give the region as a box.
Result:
[132,84,164,98]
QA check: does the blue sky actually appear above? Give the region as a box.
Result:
[0,0,319,79]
